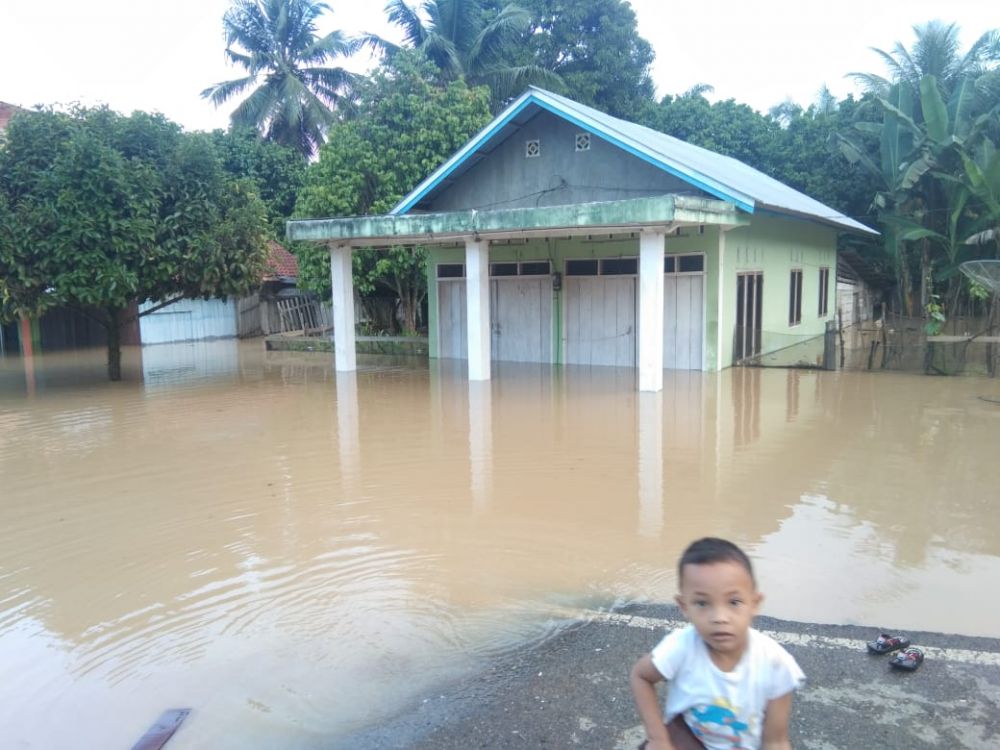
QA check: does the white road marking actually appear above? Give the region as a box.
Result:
[557,609,1000,668]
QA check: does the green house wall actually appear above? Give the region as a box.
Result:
[719,215,837,369]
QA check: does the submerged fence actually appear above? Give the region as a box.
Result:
[838,313,1000,376]
[238,293,333,338]
[734,312,1000,377]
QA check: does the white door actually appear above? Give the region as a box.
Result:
[437,280,467,359]
[663,275,704,370]
[565,276,636,366]
[491,278,552,363]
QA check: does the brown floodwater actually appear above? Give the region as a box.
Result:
[1,341,998,748]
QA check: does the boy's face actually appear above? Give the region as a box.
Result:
[676,560,762,658]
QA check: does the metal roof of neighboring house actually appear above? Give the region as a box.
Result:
[263,240,298,282]
[392,87,877,236]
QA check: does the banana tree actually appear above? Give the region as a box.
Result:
[836,83,927,313]
[883,76,997,306]
[841,74,993,314]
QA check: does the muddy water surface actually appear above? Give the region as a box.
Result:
[1,341,998,748]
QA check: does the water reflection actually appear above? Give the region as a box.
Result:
[1,343,999,748]
[336,370,361,490]
[141,340,241,388]
[467,381,493,512]
[637,391,663,538]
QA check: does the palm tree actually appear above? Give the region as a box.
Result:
[201,0,355,157]
[361,0,560,110]
[850,21,1000,108]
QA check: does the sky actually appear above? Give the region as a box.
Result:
[1,0,997,133]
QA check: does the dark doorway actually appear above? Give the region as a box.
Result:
[735,272,763,362]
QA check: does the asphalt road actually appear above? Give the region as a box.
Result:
[339,604,1000,749]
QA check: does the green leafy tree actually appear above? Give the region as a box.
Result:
[769,96,881,225]
[294,52,492,333]
[508,0,655,119]
[211,127,307,238]
[881,76,1000,307]
[201,0,355,156]
[361,0,559,109]
[640,91,783,174]
[0,107,269,380]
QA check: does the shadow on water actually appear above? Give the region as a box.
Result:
[1,340,999,748]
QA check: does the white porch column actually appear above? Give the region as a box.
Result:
[638,229,666,392]
[465,238,491,380]
[330,243,356,371]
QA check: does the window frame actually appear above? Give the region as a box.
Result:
[788,268,803,326]
[665,252,706,275]
[818,267,830,317]
[436,262,465,279]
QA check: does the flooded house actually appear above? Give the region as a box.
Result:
[289,87,877,391]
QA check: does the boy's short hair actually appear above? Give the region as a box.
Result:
[678,537,756,587]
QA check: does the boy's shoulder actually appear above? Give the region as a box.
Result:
[747,627,807,686]
[748,627,794,659]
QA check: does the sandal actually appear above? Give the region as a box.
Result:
[889,646,924,671]
[866,633,910,654]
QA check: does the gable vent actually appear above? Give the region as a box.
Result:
[525,139,540,158]
[575,132,591,152]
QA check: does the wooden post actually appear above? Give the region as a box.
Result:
[837,306,845,368]
[880,302,888,368]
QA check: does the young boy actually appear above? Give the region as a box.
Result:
[630,538,804,750]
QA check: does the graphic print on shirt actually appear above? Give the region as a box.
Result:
[686,699,751,749]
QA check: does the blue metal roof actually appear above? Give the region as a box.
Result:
[391,87,876,235]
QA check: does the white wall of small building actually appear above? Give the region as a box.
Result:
[138,299,237,345]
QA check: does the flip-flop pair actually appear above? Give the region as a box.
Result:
[866,633,924,671]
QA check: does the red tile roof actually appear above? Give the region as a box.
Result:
[0,101,25,133]
[263,240,299,281]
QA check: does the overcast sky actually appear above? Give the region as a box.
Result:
[1,0,996,132]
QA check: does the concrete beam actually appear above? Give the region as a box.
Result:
[638,229,665,392]
[465,239,491,381]
[329,243,356,372]
[287,194,747,245]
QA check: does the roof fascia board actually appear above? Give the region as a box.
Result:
[289,195,747,245]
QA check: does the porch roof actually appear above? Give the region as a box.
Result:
[286,193,747,246]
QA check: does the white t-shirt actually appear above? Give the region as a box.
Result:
[650,625,805,750]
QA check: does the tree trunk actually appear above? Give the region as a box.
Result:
[391,274,419,336]
[400,286,418,335]
[107,307,122,381]
[920,239,932,314]
[898,247,915,317]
